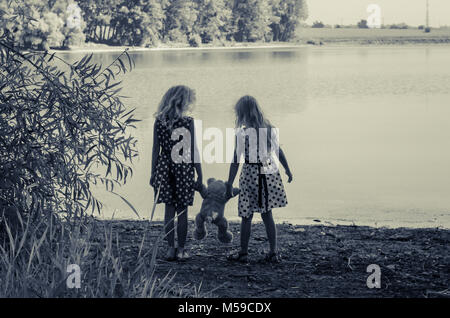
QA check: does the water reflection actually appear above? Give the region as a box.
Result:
[57,46,450,228]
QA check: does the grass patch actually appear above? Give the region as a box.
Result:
[0,214,208,298]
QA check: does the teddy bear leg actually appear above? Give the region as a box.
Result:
[194,213,207,240]
[214,217,233,244]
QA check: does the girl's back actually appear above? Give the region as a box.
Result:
[150,85,202,262]
[156,116,193,159]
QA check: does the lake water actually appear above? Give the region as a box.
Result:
[58,46,450,228]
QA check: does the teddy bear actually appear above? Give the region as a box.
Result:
[194,178,239,244]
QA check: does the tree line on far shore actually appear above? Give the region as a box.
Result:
[312,20,432,32]
[0,0,308,50]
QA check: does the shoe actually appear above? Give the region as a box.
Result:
[165,247,177,261]
[226,251,248,263]
[260,251,281,264]
[176,248,191,261]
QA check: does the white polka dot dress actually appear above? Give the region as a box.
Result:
[153,117,195,209]
[237,128,288,218]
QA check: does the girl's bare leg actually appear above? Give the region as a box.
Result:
[164,204,176,248]
[176,206,188,249]
[261,209,277,254]
[240,214,253,253]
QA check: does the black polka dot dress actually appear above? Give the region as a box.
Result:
[237,128,288,218]
[153,116,195,209]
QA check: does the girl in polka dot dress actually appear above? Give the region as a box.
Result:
[226,96,293,263]
[150,85,203,261]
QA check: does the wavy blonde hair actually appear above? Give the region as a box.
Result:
[154,85,196,128]
[234,95,277,154]
[234,95,272,129]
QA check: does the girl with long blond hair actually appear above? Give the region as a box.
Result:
[226,95,293,263]
[150,85,202,261]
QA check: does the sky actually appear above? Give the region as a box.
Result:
[305,0,450,27]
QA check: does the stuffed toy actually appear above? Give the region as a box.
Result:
[194,178,239,243]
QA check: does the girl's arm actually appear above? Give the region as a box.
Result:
[270,128,292,183]
[226,137,240,197]
[190,120,203,186]
[277,147,293,183]
[150,122,160,187]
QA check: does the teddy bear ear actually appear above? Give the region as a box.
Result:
[207,178,216,185]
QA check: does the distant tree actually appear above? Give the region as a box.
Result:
[232,0,272,42]
[311,21,324,28]
[53,0,86,47]
[357,19,369,29]
[77,0,121,43]
[0,0,86,49]
[389,23,409,29]
[0,0,50,49]
[269,0,308,41]
[141,0,165,46]
[32,11,66,50]
[109,0,164,46]
[164,0,199,44]
[194,0,232,44]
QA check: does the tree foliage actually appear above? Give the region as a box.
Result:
[0,0,86,50]
[357,19,369,29]
[312,21,325,28]
[194,0,232,44]
[232,0,271,42]
[1,0,309,48]
[0,20,138,226]
[164,0,199,43]
[270,0,308,41]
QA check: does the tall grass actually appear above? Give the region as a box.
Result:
[0,211,206,298]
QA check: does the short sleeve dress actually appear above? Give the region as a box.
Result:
[237,128,288,218]
[153,116,195,209]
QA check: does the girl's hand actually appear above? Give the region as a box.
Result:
[195,177,203,190]
[286,169,293,183]
[149,174,155,188]
[225,182,233,199]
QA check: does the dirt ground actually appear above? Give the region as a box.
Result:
[95,219,449,298]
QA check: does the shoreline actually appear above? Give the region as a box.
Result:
[50,37,450,54]
[94,219,450,297]
[101,215,449,231]
[97,207,450,230]
[51,42,305,54]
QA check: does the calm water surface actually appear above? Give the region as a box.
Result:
[58,46,450,228]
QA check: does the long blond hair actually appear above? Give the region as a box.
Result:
[154,85,196,128]
[235,95,272,129]
[234,95,277,154]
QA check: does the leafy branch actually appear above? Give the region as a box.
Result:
[0,28,139,223]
